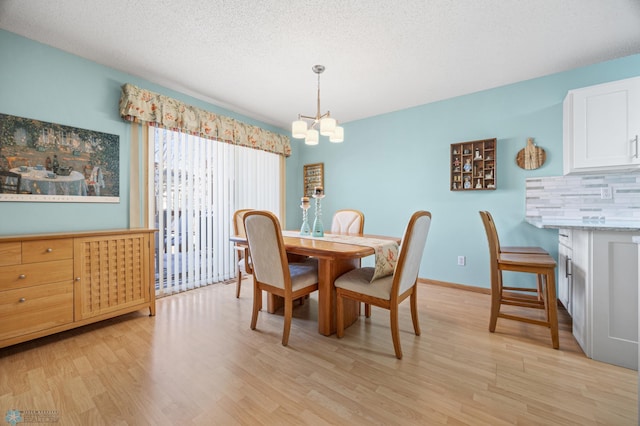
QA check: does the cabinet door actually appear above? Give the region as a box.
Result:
[591,231,638,370]
[571,230,590,356]
[74,233,151,320]
[565,76,640,174]
[557,243,572,312]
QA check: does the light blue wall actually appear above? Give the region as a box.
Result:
[286,54,640,288]
[0,30,284,235]
[3,29,640,289]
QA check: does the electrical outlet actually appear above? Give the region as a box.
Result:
[457,256,466,266]
[600,187,613,200]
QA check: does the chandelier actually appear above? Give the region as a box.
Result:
[291,65,344,145]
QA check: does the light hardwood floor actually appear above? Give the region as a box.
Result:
[0,280,636,425]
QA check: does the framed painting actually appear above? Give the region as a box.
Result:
[0,113,120,203]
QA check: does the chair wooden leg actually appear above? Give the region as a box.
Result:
[336,291,345,338]
[545,270,560,349]
[236,270,242,298]
[390,306,402,359]
[251,287,261,330]
[410,288,421,336]
[364,303,371,318]
[489,288,501,333]
[282,297,292,346]
[536,274,543,302]
[540,274,549,319]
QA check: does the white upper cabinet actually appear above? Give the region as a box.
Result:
[563,76,640,174]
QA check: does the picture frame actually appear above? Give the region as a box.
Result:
[0,113,120,203]
[303,163,324,198]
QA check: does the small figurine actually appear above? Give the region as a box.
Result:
[485,170,493,179]
[463,176,471,189]
[45,156,52,171]
[463,158,472,172]
[453,157,460,172]
[52,154,59,174]
[452,182,458,190]
[474,148,482,159]
[475,179,482,189]
[453,148,458,155]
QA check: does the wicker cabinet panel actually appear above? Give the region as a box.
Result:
[74,233,151,320]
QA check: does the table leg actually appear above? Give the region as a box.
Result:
[317,257,360,336]
[266,256,361,336]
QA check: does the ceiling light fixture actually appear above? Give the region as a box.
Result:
[291,65,344,145]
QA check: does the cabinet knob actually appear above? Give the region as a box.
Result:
[75,277,81,281]
[18,274,26,279]
[46,248,53,253]
[19,298,26,303]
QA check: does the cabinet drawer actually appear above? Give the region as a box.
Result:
[0,281,74,341]
[0,242,21,266]
[22,239,73,263]
[558,229,572,248]
[0,259,73,290]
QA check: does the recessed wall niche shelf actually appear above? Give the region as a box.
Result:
[450,138,497,191]
[303,163,324,197]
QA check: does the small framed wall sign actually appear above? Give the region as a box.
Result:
[303,163,324,197]
[450,138,497,191]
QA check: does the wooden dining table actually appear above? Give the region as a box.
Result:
[231,231,400,336]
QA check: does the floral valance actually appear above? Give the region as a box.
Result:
[118,83,291,157]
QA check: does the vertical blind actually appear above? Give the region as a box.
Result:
[151,127,281,297]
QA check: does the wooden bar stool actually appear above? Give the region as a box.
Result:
[502,239,550,300]
[479,211,559,349]
[483,211,550,301]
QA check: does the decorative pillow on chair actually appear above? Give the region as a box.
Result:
[370,241,398,282]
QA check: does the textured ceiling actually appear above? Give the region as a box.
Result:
[1,0,640,131]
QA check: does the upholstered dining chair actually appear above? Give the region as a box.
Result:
[0,170,21,194]
[334,210,432,359]
[331,209,365,234]
[233,209,253,298]
[243,210,319,346]
[479,211,559,348]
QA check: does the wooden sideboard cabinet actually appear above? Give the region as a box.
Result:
[0,229,156,349]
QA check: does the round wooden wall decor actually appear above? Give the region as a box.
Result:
[516,137,546,170]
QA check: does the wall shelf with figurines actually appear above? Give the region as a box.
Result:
[303,162,324,198]
[450,138,497,191]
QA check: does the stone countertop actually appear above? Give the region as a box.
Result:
[526,217,640,232]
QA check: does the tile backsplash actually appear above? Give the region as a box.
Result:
[526,173,640,224]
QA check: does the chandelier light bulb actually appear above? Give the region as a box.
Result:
[320,117,336,136]
[329,126,344,143]
[292,120,307,139]
[305,129,319,145]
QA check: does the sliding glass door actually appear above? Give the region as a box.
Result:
[151,127,280,296]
